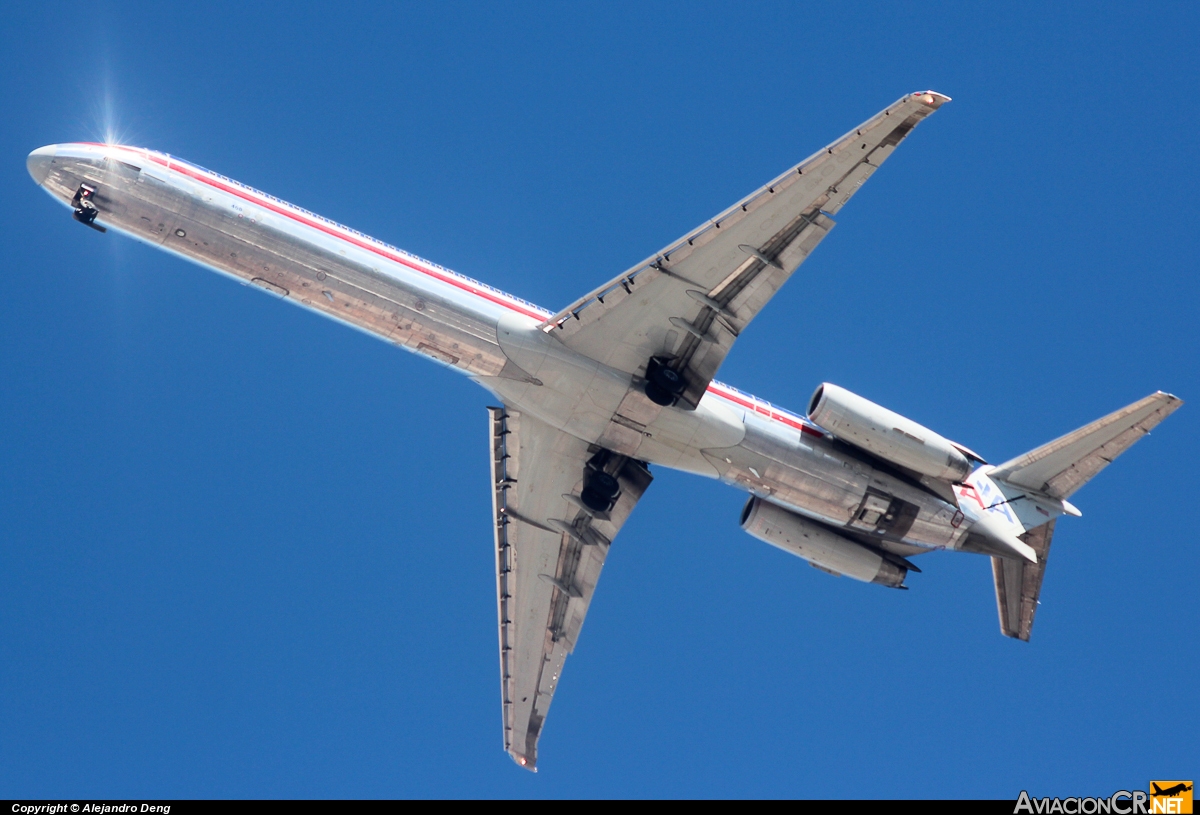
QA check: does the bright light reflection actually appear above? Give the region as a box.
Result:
[87,66,136,149]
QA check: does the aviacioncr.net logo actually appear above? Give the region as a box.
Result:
[1015,785,1193,815]
[1149,782,1193,814]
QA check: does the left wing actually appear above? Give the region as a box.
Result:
[488,406,652,770]
[543,91,950,409]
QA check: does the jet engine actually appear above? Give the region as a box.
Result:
[740,497,907,588]
[807,383,973,482]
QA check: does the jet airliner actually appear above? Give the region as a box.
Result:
[27,91,1182,769]
[1152,783,1193,798]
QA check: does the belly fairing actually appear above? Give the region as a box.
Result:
[705,415,964,551]
[482,315,746,477]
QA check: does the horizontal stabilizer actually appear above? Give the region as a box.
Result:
[989,392,1182,499]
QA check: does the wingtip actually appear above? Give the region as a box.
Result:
[510,752,538,772]
[913,90,952,108]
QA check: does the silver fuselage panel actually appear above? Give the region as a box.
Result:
[30,143,969,555]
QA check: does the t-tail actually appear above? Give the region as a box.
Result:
[959,392,1182,641]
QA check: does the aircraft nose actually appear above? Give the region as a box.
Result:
[26,144,57,186]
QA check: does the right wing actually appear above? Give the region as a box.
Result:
[488,406,652,770]
[542,91,950,410]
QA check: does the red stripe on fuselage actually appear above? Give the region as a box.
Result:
[95,145,823,438]
[137,150,550,321]
[704,384,824,437]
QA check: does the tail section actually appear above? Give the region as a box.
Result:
[982,392,1183,640]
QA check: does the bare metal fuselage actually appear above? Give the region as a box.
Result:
[29,143,969,559]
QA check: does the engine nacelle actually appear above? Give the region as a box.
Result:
[740,497,907,588]
[807,382,972,482]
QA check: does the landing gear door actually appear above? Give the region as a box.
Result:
[848,488,919,539]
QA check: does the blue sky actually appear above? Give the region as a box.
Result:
[2,0,1196,798]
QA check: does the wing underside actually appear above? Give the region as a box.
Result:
[489,407,652,769]
[542,91,950,409]
[484,92,953,764]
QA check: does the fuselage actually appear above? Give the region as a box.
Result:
[28,142,977,558]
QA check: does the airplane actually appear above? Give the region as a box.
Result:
[26,91,1182,770]
[1152,784,1193,798]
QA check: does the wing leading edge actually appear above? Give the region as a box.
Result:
[489,407,652,769]
[542,91,950,410]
